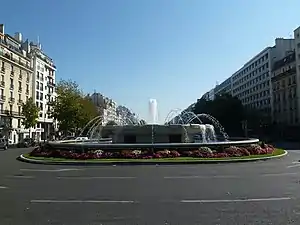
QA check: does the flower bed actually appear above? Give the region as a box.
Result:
[29,143,276,160]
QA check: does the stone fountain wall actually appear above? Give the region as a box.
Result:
[101,125,202,144]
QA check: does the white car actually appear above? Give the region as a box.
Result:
[75,137,89,141]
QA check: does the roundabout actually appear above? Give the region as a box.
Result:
[1,145,300,224]
[19,147,286,165]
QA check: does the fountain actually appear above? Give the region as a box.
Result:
[48,102,259,151]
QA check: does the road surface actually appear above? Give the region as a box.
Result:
[1,147,300,224]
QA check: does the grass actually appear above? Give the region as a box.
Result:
[22,149,286,163]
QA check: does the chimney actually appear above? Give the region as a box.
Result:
[14,32,22,42]
[0,24,4,34]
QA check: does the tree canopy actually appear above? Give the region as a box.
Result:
[48,79,98,134]
[192,94,269,136]
[193,94,245,135]
[21,97,39,129]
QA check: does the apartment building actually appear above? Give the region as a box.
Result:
[201,88,215,101]
[27,42,57,141]
[271,52,297,125]
[0,25,33,143]
[231,38,295,119]
[214,77,232,96]
[295,27,300,121]
[89,93,120,124]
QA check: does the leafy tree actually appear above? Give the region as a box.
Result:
[106,120,118,126]
[48,79,98,135]
[193,94,245,135]
[21,97,39,129]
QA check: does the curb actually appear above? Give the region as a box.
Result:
[18,150,288,166]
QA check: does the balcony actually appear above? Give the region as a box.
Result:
[9,97,15,103]
[25,89,29,95]
[1,67,4,74]
[18,75,22,81]
[0,95,5,102]
[17,99,23,105]
[0,81,4,87]
[10,84,14,90]
[26,77,29,83]
[47,82,55,87]
[18,87,22,93]
[10,71,14,77]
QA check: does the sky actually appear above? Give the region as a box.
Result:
[1,0,300,123]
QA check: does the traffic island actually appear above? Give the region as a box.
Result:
[18,145,287,165]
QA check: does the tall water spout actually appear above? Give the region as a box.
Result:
[148,99,158,125]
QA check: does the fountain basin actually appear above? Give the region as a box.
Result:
[47,138,259,151]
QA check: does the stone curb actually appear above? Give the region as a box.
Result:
[18,150,287,166]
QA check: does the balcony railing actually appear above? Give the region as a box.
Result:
[25,89,29,95]
[10,85,14,90]
[9,97,15,103]
[18,99,23,105]
[47,82,55,87]
[18,87,22,93]
[10,71,14,77]
[1,67,4,73]
[0,81,4,87]
[26,77,30,83]
[0,95,5,101]
[0,110,23,117]
[18,75,22,81]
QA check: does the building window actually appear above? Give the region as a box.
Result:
[36,91,39,100]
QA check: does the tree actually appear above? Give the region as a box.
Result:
[48,79,98,135]
[193,94,245,136]
[21,97,39,129]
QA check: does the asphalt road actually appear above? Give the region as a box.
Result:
[1,147,300,224]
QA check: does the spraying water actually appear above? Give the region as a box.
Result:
[148,99,158,124]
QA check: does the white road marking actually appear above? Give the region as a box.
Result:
[20,169,83,172]
[164,175,238,179]
[57,176,136,180]
[30,200,137,204]
[180,197,292,203]
[261,172,298,177]
[0,186,8,189]
[8,175,35,179]
[287,164,300,168]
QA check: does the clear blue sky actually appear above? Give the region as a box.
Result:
[1,0,300,122]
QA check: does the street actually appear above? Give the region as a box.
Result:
[1,147,300,224]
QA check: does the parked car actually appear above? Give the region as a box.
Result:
[0,138,8,150]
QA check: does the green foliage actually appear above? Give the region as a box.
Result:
[193,94,270,135]
[21,97,39,129]
[193,94,245,135]
[48,79,98,133]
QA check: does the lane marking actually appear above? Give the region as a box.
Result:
[20,169,83,172]
[0,186,8,189]
[8,175,35,179]
[164,175,238,179]
[180,197,292,203]
[165,172,298,179]
[57,176,136,180]
[30,200,137,204]
[287,164,300,168]
[261,172,298,177]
